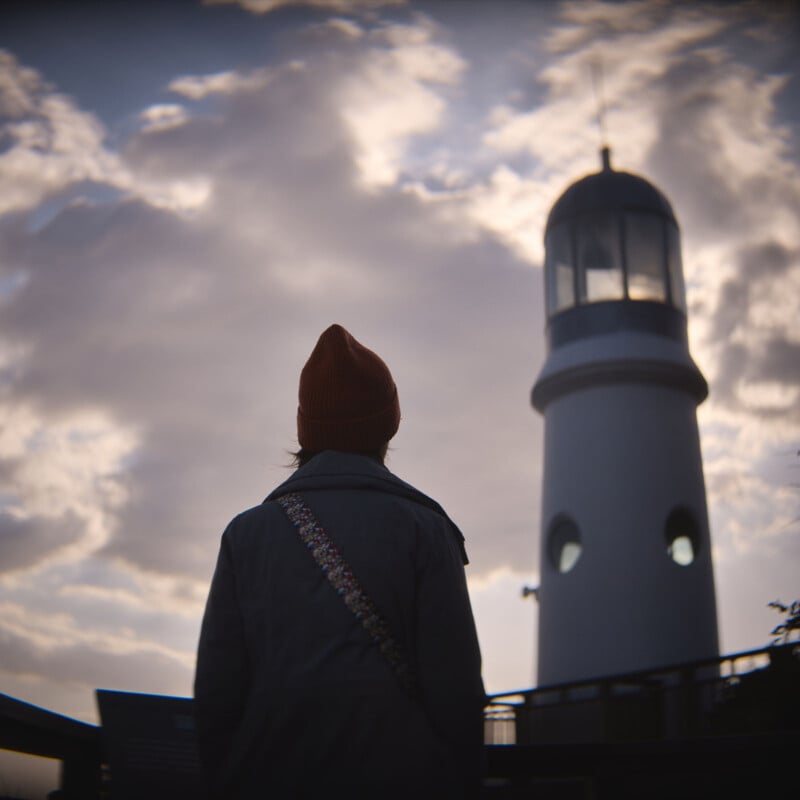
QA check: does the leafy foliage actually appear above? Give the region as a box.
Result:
[706,600,800,735]
[768,599,800,644]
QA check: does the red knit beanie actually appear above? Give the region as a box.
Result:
[297,324,400,452]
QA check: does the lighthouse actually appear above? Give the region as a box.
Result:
[532,148,719,686]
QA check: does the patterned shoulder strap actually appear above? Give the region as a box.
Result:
[276,492,417,696]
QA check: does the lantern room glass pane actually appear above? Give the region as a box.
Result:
[625,212,667,302]
[545,223,575,315]
[666,223,686,312]
[576,211,624,303]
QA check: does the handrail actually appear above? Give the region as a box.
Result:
[483,642,798,746]
[0,693,101,798]
[486,641,788,705]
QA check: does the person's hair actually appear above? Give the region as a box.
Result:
[288,443,389,469]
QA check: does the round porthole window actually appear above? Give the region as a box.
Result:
[548,517,582,573]
[665,508,699,566]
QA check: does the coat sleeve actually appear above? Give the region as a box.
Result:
[414,516,487,797]
[193,525,247,792]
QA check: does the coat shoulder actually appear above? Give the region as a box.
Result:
[223,500,289,544]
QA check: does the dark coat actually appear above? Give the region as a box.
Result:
[194,451,486,798]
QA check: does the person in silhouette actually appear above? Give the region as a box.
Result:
[194,324,486,798]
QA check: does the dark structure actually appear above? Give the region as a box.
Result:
[483,642,799,797]
[0,692,100,798]
[1,643,797,798]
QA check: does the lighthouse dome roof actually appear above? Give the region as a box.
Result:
[546,150,677,232]
[541,148,688,325]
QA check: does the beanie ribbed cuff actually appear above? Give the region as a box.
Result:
[298,392,400,452]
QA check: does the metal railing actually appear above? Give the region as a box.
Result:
[483,642,794,746]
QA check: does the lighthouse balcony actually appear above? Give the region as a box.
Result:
[531,320,708,411]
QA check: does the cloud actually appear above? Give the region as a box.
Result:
[0,403,137,578]
[204,0,405,14]
[547,0,726,53]
[0,511,84,574]
[0,601,193,696]
[0,51,215,220]
[1,14,541,590]
[139,104,190,133]
[0,51,125,216]
[168,67,274,99]
[334,17,466,186]
[647,45,800,428]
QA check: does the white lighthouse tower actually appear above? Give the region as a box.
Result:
[532,148,719,686]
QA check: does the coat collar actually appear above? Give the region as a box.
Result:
[264,450,468,564]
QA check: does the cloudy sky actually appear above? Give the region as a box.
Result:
[1,0,799,790]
